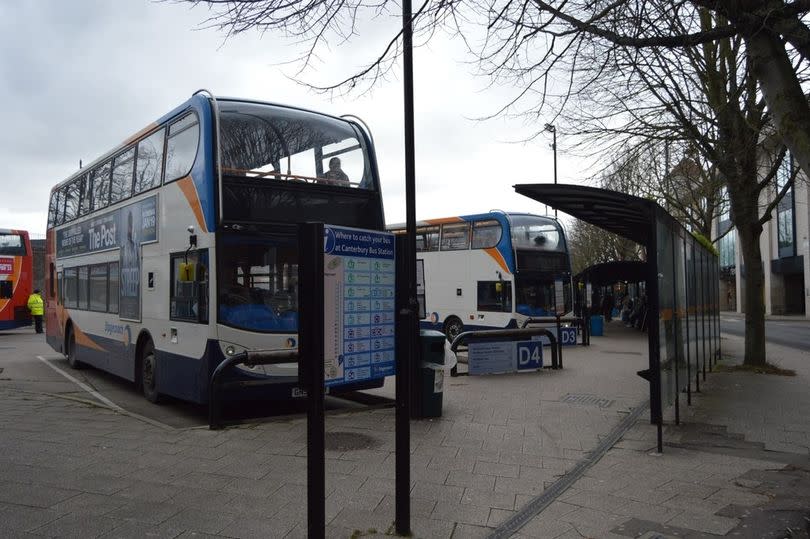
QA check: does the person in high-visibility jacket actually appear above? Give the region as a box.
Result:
[27,289,44,334]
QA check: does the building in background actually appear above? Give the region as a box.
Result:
[714,152,809,317]
[31,239,45,293]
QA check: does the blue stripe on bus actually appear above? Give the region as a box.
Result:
[0,320,31,330]
[70,334,383,404]
[155,94,216,233]
[459,212,516,272]
[420,318,519,333]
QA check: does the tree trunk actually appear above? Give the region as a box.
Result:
[745,29,810,181]
[736,223,767,366]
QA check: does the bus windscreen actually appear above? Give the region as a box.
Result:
[219,102,374,189]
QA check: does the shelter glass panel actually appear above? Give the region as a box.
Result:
[674,233,688,394]
[656,220,677,408]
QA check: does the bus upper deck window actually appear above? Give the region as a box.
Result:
[135,128,166,193]
[165,113,200,182]
[110,147,136,204]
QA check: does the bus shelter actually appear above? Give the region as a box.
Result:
[574,261,647,319]
[515,184,720,450]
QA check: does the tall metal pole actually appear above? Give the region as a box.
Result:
[298,222,325,539]
[396,0,416,533]
[545,123,558,218]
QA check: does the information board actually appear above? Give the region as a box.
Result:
[323,225,396,388]
[468,340,543,375]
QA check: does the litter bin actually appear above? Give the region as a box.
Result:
[418,329,446,418]
[590,315,604,337]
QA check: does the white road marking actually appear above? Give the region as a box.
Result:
[36,355,124,411]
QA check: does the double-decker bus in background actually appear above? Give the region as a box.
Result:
[389,212,572,341]
[0,229,33,330]
[45,91,386,404]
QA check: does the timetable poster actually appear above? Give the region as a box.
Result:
[323,225,396,388]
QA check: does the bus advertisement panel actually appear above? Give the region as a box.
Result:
[0,229,33,330]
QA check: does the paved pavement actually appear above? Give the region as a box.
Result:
[0,321,807,538]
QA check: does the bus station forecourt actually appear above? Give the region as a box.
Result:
[3,93,809,537]
[2,315,810,537]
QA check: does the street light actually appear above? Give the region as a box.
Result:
[544,123,558,218]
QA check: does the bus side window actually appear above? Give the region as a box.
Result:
[440,223,470,251]
[472,220,502,249]
[91,161,112,211]
[78,174,91,217]
[48,191,59,228]
[110,147,136,204]
[49,263,55,299]
[0,280,11,299]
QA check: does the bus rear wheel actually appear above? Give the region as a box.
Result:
[443,316,464,343]
[66,326,83,369]
[140,339,161,404]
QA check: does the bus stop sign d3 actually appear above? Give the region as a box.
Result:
[322,225,396,388]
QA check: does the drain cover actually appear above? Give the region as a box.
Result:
[325,431,380,451]
[561,393,614,408]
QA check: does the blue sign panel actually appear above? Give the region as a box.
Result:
[559,327,577,346]
[323,225,396,388]
[532,326,578,347]
[516,341,543,370]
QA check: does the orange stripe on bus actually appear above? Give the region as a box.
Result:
[176,176,208,233]
[123,122,159,146]
[484,247,510,274]
[424,217,464,225]
[73,322,107,352]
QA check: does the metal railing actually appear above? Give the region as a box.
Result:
[209,349,300,429]
[449,327,560,376]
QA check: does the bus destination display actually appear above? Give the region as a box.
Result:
[323,225,396,388]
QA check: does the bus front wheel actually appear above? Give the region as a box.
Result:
[65,326,83,369]
[443,317,464,343]
[140,339,162,404]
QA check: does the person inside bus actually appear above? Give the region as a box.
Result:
[319,157,350,186]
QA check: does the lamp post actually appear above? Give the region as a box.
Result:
[544,123,557,218]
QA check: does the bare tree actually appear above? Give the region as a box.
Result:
[178,0,807,364]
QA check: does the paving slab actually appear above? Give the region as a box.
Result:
[3,325,809,537]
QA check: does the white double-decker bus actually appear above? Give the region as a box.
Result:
[389,211,572,341]
[45,92,387,404]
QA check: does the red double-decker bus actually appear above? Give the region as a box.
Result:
[0,229,33,330]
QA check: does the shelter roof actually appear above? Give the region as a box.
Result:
[513,184,657,246]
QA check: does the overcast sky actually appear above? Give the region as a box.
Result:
[0,0,584,237]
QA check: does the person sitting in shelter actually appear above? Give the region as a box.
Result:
[320,157,350,186]
[628,295,646,329]
[620,293,633,323]
[602,292,614,322]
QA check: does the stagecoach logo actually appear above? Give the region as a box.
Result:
[104,322,132,347]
